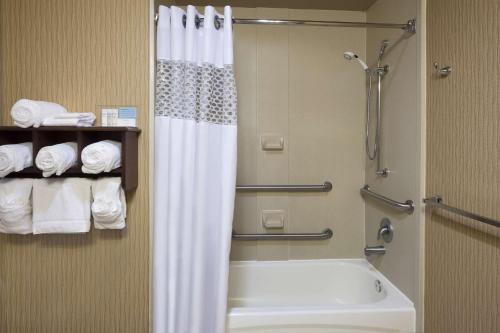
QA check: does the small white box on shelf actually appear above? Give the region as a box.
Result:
[100,106,137,127]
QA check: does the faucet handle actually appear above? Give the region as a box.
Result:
[377,218,393,243]
[377,226,389,240]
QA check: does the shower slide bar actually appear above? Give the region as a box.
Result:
[236,181,332,193]
[154,14,417,34]
[360,185,415,214]
[232,228,333,241]
[423,196,500,228]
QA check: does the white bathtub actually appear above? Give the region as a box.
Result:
[227,259,415,333]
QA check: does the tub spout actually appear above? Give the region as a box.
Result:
[364,245,386,256]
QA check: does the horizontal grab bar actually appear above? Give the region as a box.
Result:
[236,181,332,193]
[423,196,500,228]
[232,228,333,241]
[360,185,414,214]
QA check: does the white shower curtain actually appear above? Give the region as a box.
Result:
[153,5,237,333]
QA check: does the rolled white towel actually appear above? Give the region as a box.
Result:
[35,142,78,177]
[42,112,96,127]
[81,140,121,174]
[0,179,33,234]
[32,178,91,234]
[91,177,126,229]
[11,99,67,128]
[0,142,33,177]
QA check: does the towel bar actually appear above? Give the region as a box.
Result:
[423,196,500,228]
[232,228,333,241]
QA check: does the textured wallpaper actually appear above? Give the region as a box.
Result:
[0,0,150,332]
[426,0,500,332]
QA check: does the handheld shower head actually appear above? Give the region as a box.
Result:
[343,51,355,60]
[343,51,369,71]
[377,40,390,66]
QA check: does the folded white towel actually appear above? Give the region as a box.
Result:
[11,99,67,128]
[81,140,121,174]
[35,142,78,177]
[91,178,126,229]
[0,179,33,234]
[32,178,91,234]
[0,142,33,177]
[42,112,96,127]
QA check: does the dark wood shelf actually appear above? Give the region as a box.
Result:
[0,126,140,190]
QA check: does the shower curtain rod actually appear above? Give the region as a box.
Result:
[154,14,417,34]
[233,18,416,32]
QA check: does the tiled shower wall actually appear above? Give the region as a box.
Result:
[364,0,424,329]
[230,7,367,261]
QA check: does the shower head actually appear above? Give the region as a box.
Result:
[343,51,369,71]
[343,51,355,60]
[377,40,390,66]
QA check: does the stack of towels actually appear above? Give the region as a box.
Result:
[11,99,95,127]
[35,142,78,177]
[41,113,96,127]
[0,142,33,177]
[0,177,126,234]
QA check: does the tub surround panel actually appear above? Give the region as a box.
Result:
[230,8,366,261]
[231,7,260,261]
[426,0,500,332]
[0,0,150,332]
[364,0,424,329]
[255,7,291,261]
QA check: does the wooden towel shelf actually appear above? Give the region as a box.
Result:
[0,126,141,190]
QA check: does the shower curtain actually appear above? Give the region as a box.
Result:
[153,5,237,333]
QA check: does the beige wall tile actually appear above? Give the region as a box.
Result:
[255,7,290,261]
[231,7,259,260]
[230,7,367,261]
[288,9,366,259]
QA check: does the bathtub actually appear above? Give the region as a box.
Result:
[227,259,415,333]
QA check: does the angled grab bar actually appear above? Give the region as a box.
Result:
[360,185,414,214]
[423,196,500,228]
[232,228,333,241]
[236,181,332,193]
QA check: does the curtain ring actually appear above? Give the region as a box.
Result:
[182,14,201,29]
[214,15,221,30]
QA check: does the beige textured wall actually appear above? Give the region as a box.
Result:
[230,7,367,261]
[364,0,425,330]
[0,0,150,332]
[426,0,500,332]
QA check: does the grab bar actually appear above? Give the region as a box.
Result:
[236,181,332,193]
[360,185,414,214]
[232,228,333,241]
[423,196,500,228]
